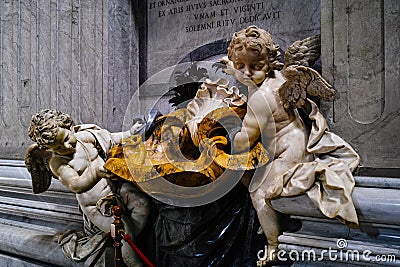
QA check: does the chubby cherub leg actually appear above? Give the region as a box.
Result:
[249,157,299,262]
[250,188,281,262]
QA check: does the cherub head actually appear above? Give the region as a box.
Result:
[228,25,283,85]
[28,109,77,155]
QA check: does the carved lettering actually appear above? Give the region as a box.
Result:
[216,18,236,28]
[168,6,184,15]
[186,2,207,11]
[193,10,216,20]
[220,8,229,16]
[149,0,283,33]
[233,2,264,13]
[149,2,156,9]
[186,21,214,32]
[208,0,246,7]
[239,11,281,24]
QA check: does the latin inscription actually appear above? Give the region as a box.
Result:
[145,0,320,78]
[148,0,282,33]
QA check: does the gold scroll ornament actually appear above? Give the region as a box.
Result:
[105,106,269,187]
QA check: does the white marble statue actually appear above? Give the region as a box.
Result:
[25,109,150,266]
[224,26,360,262]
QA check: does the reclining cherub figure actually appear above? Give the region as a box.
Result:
[25,109,150,266]
[224,26,360,262]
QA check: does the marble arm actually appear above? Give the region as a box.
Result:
[109,120,145,144]
[109,131,132,145]
[49,156,104,194]
[233,94,264,153]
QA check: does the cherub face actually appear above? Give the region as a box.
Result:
[45,127,77,155]
[232,48,269,86]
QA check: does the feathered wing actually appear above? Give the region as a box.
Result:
[279,65,336,109]
[284,35,321,68]
[279,35,336,109]
[25,144,54,194]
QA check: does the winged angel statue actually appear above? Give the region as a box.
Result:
[25,109,150,266]
[219,25,360,262]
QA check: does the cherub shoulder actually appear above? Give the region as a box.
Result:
[74,130,96,143]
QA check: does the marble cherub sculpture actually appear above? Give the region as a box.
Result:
[223,25,360,261]
[25,109,150,266]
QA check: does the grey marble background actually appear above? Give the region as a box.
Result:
[321,0,400,170]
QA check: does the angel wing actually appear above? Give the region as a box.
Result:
[284,35,321,68]
[279,35,336,109]
[25,144,54,194]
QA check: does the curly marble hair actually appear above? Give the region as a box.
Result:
[28,109,75,149]
[228,25,283,74]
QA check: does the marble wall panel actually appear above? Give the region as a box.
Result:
[107,0,139,132]
[0,0,139,159]
[145,0,321,78]
[321,0,400,170]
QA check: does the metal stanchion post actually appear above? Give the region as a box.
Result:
[110,205,155,267]
[111,206,124,267]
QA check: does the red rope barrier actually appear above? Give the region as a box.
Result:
[122,233,155,267]
[87,207,155,266]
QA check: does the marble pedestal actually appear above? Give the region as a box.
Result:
[0,160,85,266]
[271,176,400,266]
